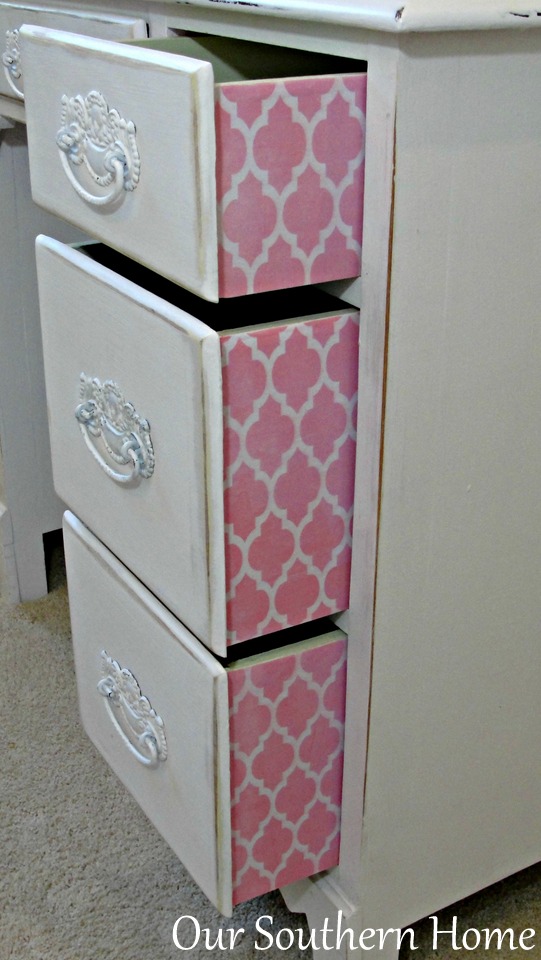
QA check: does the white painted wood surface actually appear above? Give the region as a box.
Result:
[147,0,541,33]
[21,27,365,301]
[0,122,86,602]
[355,27,541,931]
[21,26,219,299]
[2,0,540,952]
[0,3,146,100]
[63,510,233,915]
[36,236,226,650]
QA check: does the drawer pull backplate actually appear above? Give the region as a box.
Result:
[56,91,140,207]
[97,650,167,768]
[75,374,155,485]
[3,28,23,99]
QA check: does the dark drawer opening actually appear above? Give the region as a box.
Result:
[130,32,366,83]
[77,241,356,332]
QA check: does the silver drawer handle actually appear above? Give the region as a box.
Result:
[56,91,140,207]
[97,651,167,768]
[3,28,24,99]
[75,374,155,485]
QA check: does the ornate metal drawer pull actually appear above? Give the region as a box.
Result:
[56,91,140,207]
[3,28,24,99]
[97,651,167,768]
[75,374,155,485]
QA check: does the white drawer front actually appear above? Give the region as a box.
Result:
[64,511,347,914]
[0,4,146,101]
[36,237,359,656]
[63,511,231,914]
[22,26,217,299]
[36,235,224,650]
[21,27,366,301]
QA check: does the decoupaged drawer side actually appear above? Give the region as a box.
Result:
[221,310,359,646]
[214,69,367,298]
[228,631,347,905]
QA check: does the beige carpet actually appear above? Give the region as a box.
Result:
[2,537,541,960]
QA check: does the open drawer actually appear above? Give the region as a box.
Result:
[64,510,347,914]
[21,26,366,301]
[0,3,146,102]
[36,236,359,655]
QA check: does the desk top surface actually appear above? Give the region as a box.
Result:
[149,0,541,33]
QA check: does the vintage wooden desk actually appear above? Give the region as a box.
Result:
[1,1,540,955]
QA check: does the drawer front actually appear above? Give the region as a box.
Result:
[21,26,366,301]
[36,237,359,655]
[0,4,146,101]
[22,26,218,300]
[64,511,347,913]
[63,511,232,914]
[36,235,224,651]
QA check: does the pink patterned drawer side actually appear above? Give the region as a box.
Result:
[228,633,347,905]
[222,311,359,647]
[216,74,367,297]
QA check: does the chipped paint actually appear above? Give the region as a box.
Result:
[141,0,541,33]
[507,8,541,18]
[207,0,265,7]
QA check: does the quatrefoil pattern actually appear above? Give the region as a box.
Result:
[216,74,367,296]
[222,311,359,646]
[228,633,347,904]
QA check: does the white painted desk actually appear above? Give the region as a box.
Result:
[1,2,540,955]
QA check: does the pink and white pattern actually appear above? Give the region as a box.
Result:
[222,311,359,647]
[216,74,367,297]
[228,632,347,905]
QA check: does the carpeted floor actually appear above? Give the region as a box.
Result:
[2,536,541,960]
